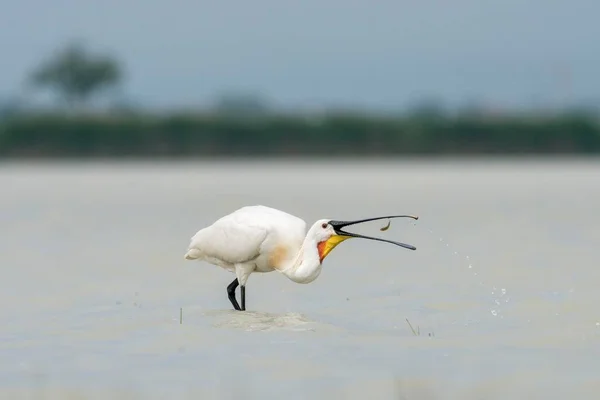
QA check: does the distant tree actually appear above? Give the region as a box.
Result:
[0,95,25,118]
[28,41,122,109]
[407,98,446,119]
[212,92,270,115]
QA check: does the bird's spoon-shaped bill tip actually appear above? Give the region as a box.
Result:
[329,214,418,251]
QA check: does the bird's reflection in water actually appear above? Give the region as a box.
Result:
[201,309,320,332]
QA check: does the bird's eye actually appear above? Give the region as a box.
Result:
[321,223,328,229]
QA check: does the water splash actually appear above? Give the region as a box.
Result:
[423,226,510,320]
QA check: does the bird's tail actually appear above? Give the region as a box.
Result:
[184,248,202,260]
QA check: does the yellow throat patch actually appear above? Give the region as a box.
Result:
[317,235,350,263]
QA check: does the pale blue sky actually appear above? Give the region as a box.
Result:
[0,0,598,111]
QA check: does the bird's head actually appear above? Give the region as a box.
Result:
[310,215,419,263]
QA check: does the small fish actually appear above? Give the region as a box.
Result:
[380,219,391,231]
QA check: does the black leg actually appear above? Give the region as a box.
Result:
[227,278,241,311]
[241,286,246,311]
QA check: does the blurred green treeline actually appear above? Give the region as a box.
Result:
[2,111,600,157]
[1,41,599,158]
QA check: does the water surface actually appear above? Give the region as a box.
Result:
[0,159,599,399]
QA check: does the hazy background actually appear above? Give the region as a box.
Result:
[1,0,599,112]
[1,1,599,399]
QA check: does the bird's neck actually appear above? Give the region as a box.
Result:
[280,236,323,284]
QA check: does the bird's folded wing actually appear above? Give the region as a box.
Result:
[189,219,269,265]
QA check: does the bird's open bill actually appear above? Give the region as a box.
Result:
[329,215,418,250]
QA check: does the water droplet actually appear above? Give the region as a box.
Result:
[466,256,470,259]
[595,322,599,327]
[454,251,458,255]
[501,288,507,295]
[494,300,500,305]
[468,264,472,269]
[491,310,498,316]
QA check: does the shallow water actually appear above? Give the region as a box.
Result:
[0,159,599,399]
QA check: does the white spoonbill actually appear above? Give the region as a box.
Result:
[184,205,418,311]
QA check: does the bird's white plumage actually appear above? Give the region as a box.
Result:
[185,205,308,277]
[185,204,418,311]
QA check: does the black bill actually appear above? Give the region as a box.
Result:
[329,215,418,250]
